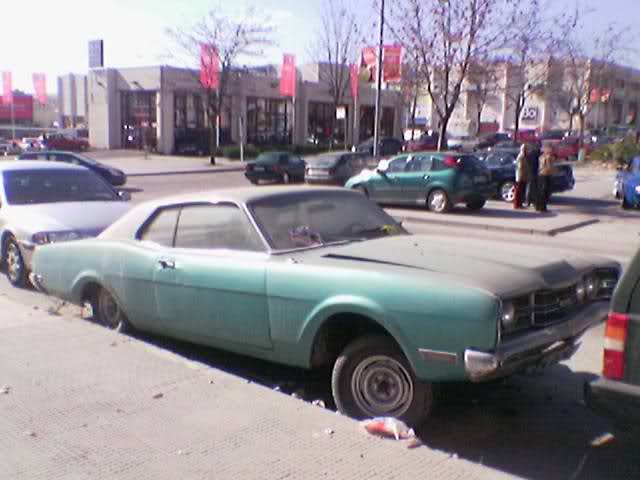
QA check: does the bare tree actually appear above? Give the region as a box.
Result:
[308,0,363,147]
[167,6,274,162]
[400,51,423,141]
[392,0,506,150]
[465,61,499,136]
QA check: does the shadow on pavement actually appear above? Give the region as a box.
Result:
[418,366,639,480]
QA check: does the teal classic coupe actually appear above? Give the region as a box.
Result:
[31,187,620,426]
[345,152,494,213]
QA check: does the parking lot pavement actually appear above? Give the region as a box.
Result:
[0,294,518,480]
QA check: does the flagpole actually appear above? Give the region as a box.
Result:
[292,95,296,147]
[10,100,15,141]
[373,0,385,158]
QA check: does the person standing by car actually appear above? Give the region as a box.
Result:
[525,144,541,207]
[514,144,529,209]
[536,145,556,213]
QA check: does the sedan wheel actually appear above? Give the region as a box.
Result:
[94,288,130,332]
[500,181,516,202]
[427,189,451,213]
[4,237,28,288]
[332,335,434,426]
[355,185,369,198]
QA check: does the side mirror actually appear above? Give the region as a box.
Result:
[118,190,132,201]
[376,160,389,175]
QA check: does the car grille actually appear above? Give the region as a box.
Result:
[532,287,579,326]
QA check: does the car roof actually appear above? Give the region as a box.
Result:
[0,160,87,172]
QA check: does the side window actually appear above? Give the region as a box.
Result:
[407,156,432,172]
[174,204,263,251]
[387,156,407,173]
[140,208,180,247]
[51,153,71,163]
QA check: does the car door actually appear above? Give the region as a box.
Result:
[155,202,272,349]
[287,154,305,180]
[397,155,434,205]
[366,155,408,203]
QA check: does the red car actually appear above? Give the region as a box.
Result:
[404,131,439,152]
[546,137,591,160]
[43,134,90,152]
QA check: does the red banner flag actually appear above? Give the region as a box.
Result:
[383,45,403,83]
[33,73,47,105]
[200,44,220,89]
[589,88,600,104]
[350,63,359,101]
[2,72,13,105]
[361,47,377,82]
[280,54,296,98]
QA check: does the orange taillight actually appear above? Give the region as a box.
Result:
[603,312,629,380]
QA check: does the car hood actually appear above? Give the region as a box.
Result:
[5,202,131,236]
[290,235,611,298]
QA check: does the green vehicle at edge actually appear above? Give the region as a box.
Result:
[345,152,495,213]
[31,187,620,426]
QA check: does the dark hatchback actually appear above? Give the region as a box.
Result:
[18,151,127,186]
[355,137,403,156]
[244,152,306,184]
[585,248,640,439]
[304,152,371,186]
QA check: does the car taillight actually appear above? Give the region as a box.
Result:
[443,156,458,169]
[603,312,629,380]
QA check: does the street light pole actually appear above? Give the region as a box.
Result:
[373,0,385,158]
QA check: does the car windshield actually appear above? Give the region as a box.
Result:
[255,153,283,165]
[307,154,342,168]
[72,154,99,166]
[3,169,118,205]
[249,190,408,250]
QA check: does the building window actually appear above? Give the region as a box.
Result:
[359,106,395,140]
[308,102,343,144]
[174,93,187,129]
[246,97,292,145]
[121,91,157,150]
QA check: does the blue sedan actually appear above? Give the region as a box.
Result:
[615,156,640,209]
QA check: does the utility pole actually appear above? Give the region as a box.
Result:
[373,0,385,158]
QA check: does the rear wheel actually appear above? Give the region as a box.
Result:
[332,335,435,426]
[621,189,631,210]
[4,236,28,288]
[499,181,516,202]
[427,189,451,213]
[466,198,486,210]
[354,185,369,198]
[89,287,131,332]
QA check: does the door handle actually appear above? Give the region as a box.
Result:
[158,258,176,270]
[423,175,431,181]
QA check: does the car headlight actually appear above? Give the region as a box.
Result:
[585,274,600,300]
[32,231,82,245]
[500,301,517,330]
[575,281,587,303]
[635,185,640,194]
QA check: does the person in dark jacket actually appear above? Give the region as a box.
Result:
[525,145,541,207]
[536,145,557,213]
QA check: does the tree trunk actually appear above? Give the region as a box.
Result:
[410,94,418,141]
[514,106,521,142]
[568,112,574,133]
[476,109,482,136]
[437,115,450,151]
[578,113,585,150]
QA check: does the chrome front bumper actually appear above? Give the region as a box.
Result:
[464,301,609,382]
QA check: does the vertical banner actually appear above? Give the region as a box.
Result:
[350,63,359,101]
[360,47,377,82]
[200,44,220,89]
[382,45,403,82]
[33,73,47,105]
[2,72,13,105]
[280,54,296,98]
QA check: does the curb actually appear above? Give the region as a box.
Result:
[127,166,244,177]
[394,214,600,237]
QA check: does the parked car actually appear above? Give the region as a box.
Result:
[479,151,576,202]
[539,130,568,141]
[305,152,370,185]
[18,151,127,187]
[345,152,494,213]
[404,132,439,152]
[30,186,620,426]
[20,137,42,151]
[0,161,131,287]
[585,247,640,439]
[447,135,477,151]
[42,133,90,152]
[475,132,512,150]
[244,152,306,184]
[0,143,22,156]
[545,136,592,161]
[356,137,403,156]
[614,156,640,209]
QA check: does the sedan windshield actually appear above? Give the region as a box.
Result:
[249,190,407,250]
[3,169,119,205]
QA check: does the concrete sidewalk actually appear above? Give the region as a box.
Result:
[0,295,516,480]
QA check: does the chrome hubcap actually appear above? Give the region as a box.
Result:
[501,183,515,202]
[429,192,447,212]
[6,243,22,283]
[98,290,121,329]
[351,355,414,418]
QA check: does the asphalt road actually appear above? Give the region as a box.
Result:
[1,167,638,479]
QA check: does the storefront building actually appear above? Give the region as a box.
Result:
[85,63,404,154]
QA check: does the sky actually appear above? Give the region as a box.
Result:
[1,0,638,95]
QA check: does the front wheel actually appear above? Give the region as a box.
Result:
[4,237,28,288]
[354,185,369,198]
[427,189,451,213]
[332,335,435,427]
[499,181,515,202]
[621,189,631,210]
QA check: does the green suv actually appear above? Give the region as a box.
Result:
[345,152,494,213]
[585,249,640,437]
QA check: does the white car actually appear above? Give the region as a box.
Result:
[20,137,42,151]
[0,161,131,287]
